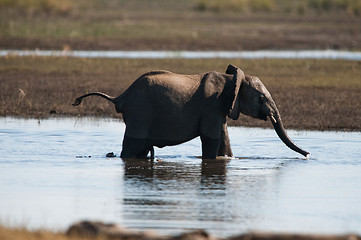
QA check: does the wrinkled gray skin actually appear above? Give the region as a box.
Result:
[73,64,309,159]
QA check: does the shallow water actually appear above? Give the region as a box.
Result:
[1,49,361,60]
[0,117,360,237]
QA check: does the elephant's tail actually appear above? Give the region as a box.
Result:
[72,92,116,106]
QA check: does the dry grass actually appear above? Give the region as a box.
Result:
[0,56,360,131]
[1,223,360,240]
[0,225,72,240]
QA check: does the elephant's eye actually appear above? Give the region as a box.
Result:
[259,95,266,104]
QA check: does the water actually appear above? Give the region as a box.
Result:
[1,49,361,60]
[0,117,360,237]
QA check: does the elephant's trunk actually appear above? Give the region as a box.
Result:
[269,114,310,158]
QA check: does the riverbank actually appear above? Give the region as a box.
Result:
[1,56,360,131]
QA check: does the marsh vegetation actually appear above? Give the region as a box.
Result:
[1,0,360,50]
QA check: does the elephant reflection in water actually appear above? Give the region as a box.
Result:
[121,158,283,229]
[121,158,228,226]
[122,158,227,183]
[73,64,309,159]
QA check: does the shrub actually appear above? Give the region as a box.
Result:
[195,0,275,13]
[195,0,361,16]
[308,0,361,15]
[249,0,276,12]
[0,0,73,15]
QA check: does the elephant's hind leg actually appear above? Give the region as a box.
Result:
[121,135,153,159]
[218,122,233,157]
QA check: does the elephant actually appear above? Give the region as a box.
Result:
[73,64,309,159]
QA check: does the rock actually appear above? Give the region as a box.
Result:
[66,221,163,240]
[173,230,213,240]
[106,152,116,158]
[66,221,127,238]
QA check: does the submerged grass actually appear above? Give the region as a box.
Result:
[0,56,360,131]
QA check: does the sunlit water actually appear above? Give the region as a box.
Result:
[0,117,360,237]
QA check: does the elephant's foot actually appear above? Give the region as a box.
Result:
[217,140,233,157]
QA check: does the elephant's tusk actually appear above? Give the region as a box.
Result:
[270,115,277,124]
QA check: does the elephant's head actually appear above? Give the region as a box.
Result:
[226,65,309,158]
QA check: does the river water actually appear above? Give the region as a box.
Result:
[0,117,360,237]
[1,49,361,60]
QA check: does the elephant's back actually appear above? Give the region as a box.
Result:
[129,71,202,102]
[121,71,204,140]
[142,71,201,89]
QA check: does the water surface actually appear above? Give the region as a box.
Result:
[1,49,361,60]
[0,117,360,237]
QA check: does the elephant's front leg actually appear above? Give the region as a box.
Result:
[121,135,153,159]
[200,135,221,159]
[217,122,233,157]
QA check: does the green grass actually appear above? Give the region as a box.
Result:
[1,0,360,51]
[246,58,361,89]
[0,0,73,14]
[196,0,277,12]
[2,0,359,16]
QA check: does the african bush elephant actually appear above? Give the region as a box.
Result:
[73,64,309,159]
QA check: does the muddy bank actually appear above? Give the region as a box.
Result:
[0,57,360,131]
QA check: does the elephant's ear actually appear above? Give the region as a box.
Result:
[226,64,244,120]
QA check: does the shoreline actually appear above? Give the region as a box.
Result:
[1,221,360,240]
[1,115,360,133]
